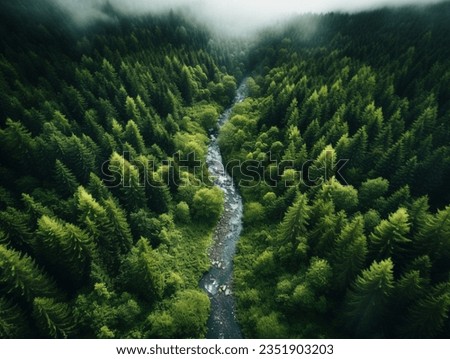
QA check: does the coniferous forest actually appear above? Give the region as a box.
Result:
[1,0,450,339]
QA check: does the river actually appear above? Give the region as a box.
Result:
[199,80,247,339]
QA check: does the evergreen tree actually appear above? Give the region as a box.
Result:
[370,208,411,263]
[276,192,310,267]
[54,159,79,197]
[124,120,146,155]
[0,245,59,302]
[37,215,93,288]
[0,208,33,251]
[333,215,368,290]
[87,173,111,202]
[32,297,75,338]
[344,258,394,337]
[108,152,147,212]
[0,298,29,338]
[119,238,165,302]
[400,283,450,338]
[102,197,133,252]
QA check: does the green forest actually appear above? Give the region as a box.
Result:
[1,0,450,339]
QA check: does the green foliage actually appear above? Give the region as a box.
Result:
[344,259,394,337]
[256,312,287,339]
[54,160,79,197]
[0,5,242,337]
[174,201,190,223]
[318,177,358,212]
[0,298,29,338]
[119,238,166,302]
[231,4,450,338]
[400,283,450,338]
[168,289,210,338]
[108,152,147,212]
[276,192,309,266]
[1,0,450,340]
[369,208,411,262]
[148,289,210,338]
[359,177,389,211]
[0,245,59,302]
[277,192,309,246]
[37,215,94,287]
[192,187,224,224]
[333,216,368,290]
[32,297,75,338]
[244,202,265,224]
[74,283,143,338]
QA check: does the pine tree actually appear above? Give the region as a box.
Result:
[64,135,98,183]
[0,118,36,171]
[299,90,321,128]
[303,119,321,148]
[333,215,368,290]
[400,283,450,338]
[389,270,428,332]
[119,238,165,302]
[124,120,146,155]
[180,65,195,104]
[307,198,345,258]
[369,208,411,263]
[407,196,430,235]
[414,205,450,278]
[358,177,389,212]
[0,298,29,338]
[22,194,53,228]
[102,197,133,253]
[277,192,310,267]
[37,215,93,288]
[108,152,147,212]
[87,173,111,201]
[415,205,450,253]
[361,102,383,140]
[344,258,394,337]
[318,177,358,213]
[309,145,337,185]
[32,297,75,338]
[54,159,79,197]
[76,186,124,273]
[0,208,33,252]
[0,245,59,302]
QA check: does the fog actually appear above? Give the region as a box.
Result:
[52,0,445,35]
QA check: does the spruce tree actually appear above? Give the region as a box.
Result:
[32,297,75,338]
[0,297,29,338]
[333,215,368,290]
[37,215,93,288]
[0,245,59,302]
[119,238,165,302]
[277,192,310,267]
[54,159,79,197]
[400,283,450,338]
[344,258,394,337]
[108,152,147,212]
[370,208,411,263]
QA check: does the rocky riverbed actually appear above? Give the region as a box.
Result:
[199,81,247,339]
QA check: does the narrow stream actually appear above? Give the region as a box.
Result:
[199,81,247,339]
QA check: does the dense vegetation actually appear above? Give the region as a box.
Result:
[1,0,450,339]
[226,3,450,338]
[0,1,243,338]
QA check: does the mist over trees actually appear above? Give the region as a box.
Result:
[0,2,242,338]
[1,0,450,339]
[229,3,450,338]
